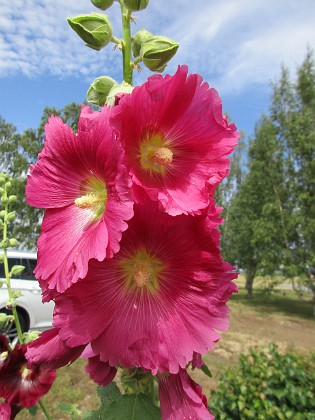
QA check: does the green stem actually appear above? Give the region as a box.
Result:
[120,2,133,85]
[151,375,156,406]
[38,399,52,420]
[2,189,24,344]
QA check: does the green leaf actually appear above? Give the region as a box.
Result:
[83,384,161,420]
[27,406,38,416]
[200,363,213,378]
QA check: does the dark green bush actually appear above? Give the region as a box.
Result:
[210,345,315,419]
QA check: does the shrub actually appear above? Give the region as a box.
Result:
[210,345,315,419]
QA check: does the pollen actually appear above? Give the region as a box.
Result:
[74,177,107,220]
[139,133,173,175]
[152,147,173,166]
[21,364,31,379]
[133,262,152,288]
[121,249,164,292]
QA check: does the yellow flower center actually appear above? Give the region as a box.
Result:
[21,364,31,379]
[139,134,173,175]
[74,176,107,220]
[120,249,164,293]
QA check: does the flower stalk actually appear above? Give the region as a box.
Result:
[120,2,133,85]
[0,176,24,344]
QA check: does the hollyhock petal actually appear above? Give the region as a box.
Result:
[53,201,237,374]
[82,345,117,386]
[0,342,56,408]
[111,65,239,215]
[158,369,213,420]
[26,328,85,370]
[0,402,11,420]
[26,105,134,298]
[191,352,205,369]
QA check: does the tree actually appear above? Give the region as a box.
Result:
[224,51,315,302]
[269,51,315,307]
[0,103,81,250]
[223,116,282,296]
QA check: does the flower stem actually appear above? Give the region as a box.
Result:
[1,183,24,344]
[38,399,52,420]
[120,2,133,85]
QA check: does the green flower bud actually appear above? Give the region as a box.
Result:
[106,82,134,107]
[132,29,152,58]
[140,35,179,72]
[87,76,118,106]
[1,196,8,205]
[8,195,17,203]
[0,210,5,218]
[90,0,114,10]
[67,13,113,51]
[7,211,16,222]
[9,238,18,247]
[5,181,11,190]
[0,239,10,249]
[0,176,6,185]
[12,290,22,299]
[124,0,150,11]
[0,187,4,194]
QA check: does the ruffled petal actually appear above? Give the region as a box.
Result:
[26,328,85,370]
[158,369,213,420]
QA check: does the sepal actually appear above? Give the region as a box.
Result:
[140,35,179,72]
[67,13,113,51]
[87,76,118,106]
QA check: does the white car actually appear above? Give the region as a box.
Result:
[0,250,54,343]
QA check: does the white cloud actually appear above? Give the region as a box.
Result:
[0,0,315,94]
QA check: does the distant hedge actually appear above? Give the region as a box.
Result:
[210,345,315,419]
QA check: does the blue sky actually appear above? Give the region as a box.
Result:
[0,0,315,138]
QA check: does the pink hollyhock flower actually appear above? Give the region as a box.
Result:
[158,368,213,420]
[44,200,237,375]
[26,105,134,300]
[111,65,239,216]
[0,335,56,408]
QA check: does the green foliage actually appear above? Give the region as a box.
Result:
[210,345,315,419]
[223,51,315,298]
[84,383,161,420]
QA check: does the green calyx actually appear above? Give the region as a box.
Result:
[123,0,150,12]
[106,82,134,106]
[131,29,152,58]
[140,35,179,72]
[87,76,118,106]
[67,13,113,51]
[90,0,114,11]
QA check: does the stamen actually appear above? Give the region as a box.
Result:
[74,178,107,220]
[133,263,151,287]
[152,147,173,166]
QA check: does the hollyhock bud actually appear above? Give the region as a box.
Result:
[105,82,133,106]
[131,29,152,57]
[124,0,150,12]
[90,0,114,10]
[67,13,113,51]
[87,76,118,106]
[140,35,179,72]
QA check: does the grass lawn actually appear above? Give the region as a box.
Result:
[17,282,315,419]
